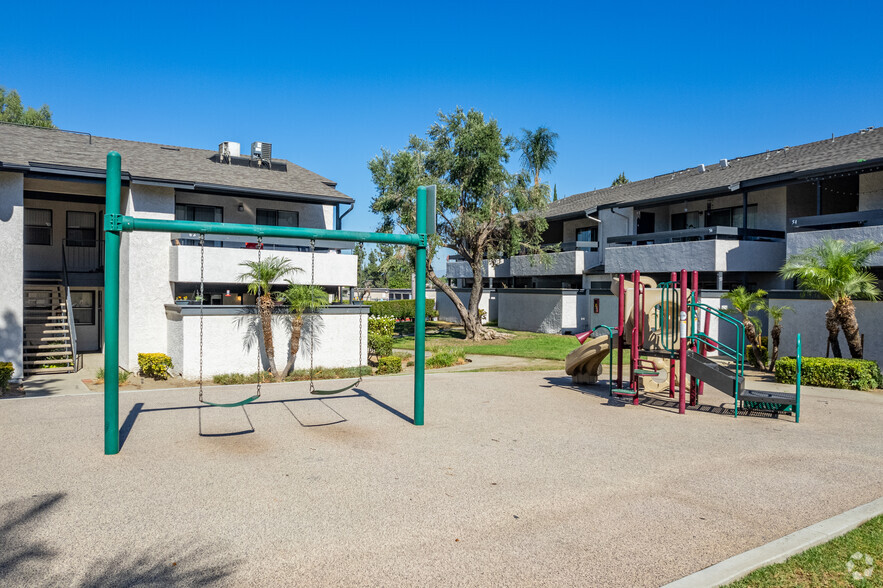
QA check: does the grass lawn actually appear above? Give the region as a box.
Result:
[727,514,882,587]
[392,323,631,363]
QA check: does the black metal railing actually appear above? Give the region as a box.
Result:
[788,209,883,232]
[62,239,104,272]
[606,226,785,246]
[169,232,354,253]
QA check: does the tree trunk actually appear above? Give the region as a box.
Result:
[258,294,278,379]
[835,297,863,359]
[425,264,499,341]
[743,319,766,370]
[281,314,304,378]
[769,323,781,373]
[825,305,843,358]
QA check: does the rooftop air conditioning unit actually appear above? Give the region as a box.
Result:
[218,141,240,164]
[251,141,272,161]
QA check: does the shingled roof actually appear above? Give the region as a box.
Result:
[546,127,883,220]
[0,122,353,204]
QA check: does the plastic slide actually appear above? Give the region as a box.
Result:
[565,335,610,384]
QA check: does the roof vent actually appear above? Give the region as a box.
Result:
[219,141,240,164]
[720,158,728,169]
[698,164,706,173]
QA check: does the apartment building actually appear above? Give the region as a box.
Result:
[0,123,364,382]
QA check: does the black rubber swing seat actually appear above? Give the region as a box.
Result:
[310,380,360,396]
[200,394,261,408]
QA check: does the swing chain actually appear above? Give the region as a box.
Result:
[256,235,263,396]
[198,233,205,401]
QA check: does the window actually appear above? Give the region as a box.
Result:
[256,209,299,227]
[707,204,757,229]
[575,227,598,252]
[66,211,97,247]
[175,204,223,223]
[71,291,95,325]
[24,208,52,245]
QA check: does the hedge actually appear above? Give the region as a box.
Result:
[775,356,883,391]
[366,299,437,320]
[0,361,13,392]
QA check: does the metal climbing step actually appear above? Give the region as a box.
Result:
[612,388,638,396]
[685,350,744,397]
[740,389,797,407]
[634,369,659,376]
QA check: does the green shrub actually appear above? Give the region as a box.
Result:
[368,315,395,338]
[95,368,130,385]
[137,353,174,380]
[425,346,466,369]
[0,361,13,392]
[775,356,883,391]
[212,371,273,385]
[366,299,438,320]
[368,332,393,358]
[377,356,403,374]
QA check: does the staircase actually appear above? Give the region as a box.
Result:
[23,281,78,376]
[685,350,797,414]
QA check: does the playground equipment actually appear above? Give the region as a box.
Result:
[102,151,434,454]
[568,268,801,420]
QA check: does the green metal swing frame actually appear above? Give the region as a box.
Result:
[102,151,432,454]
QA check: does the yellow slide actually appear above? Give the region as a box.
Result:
[565,335,610,385]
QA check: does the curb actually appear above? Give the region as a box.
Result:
[663,495,883,587]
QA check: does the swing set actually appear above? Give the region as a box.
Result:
[102,151,434,455]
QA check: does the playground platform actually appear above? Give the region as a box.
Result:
[1,370,881,586]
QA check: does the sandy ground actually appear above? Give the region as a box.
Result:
[1,371,881,587]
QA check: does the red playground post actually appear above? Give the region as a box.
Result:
[669,271,677,399]
[678,268,688,414]
[617,274,625,389]
[631,270,641,405]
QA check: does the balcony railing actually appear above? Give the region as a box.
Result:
[606,226,785,246]
[170,232,354,252]
[788,209,883,232]
[62,239,104,273]
[447,240,598,262]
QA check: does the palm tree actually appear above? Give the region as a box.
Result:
[520,126,559,187]
[780,238,881,359]
[758,301,793,372]
[276,282,328,378]
[237,256,297,379]
[722,286,767,370]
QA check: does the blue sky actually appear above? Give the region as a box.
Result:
[3,1,882,271]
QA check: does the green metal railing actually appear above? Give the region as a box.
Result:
[688,301,745,416]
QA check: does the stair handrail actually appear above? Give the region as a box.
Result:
[60,245,78,372]
[688,301,744,404]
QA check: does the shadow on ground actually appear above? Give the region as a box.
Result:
[542,375,787,419]
[0,493,239,586]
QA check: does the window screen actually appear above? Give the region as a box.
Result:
[25,208,52,245]
[66,211,97,247]
[257,209,299,227]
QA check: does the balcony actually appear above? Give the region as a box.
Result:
[169,234,357,286]
[446,241,601,279]
[787,210,883,266]
[605,226,786,274]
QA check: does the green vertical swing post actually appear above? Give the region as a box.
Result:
[414,186,427,425]
[104,152,122,455]
[795,333,802,423]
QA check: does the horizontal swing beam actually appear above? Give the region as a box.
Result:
[105,215,425,247]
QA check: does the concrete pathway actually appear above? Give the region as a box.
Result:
[1,371,881,586]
